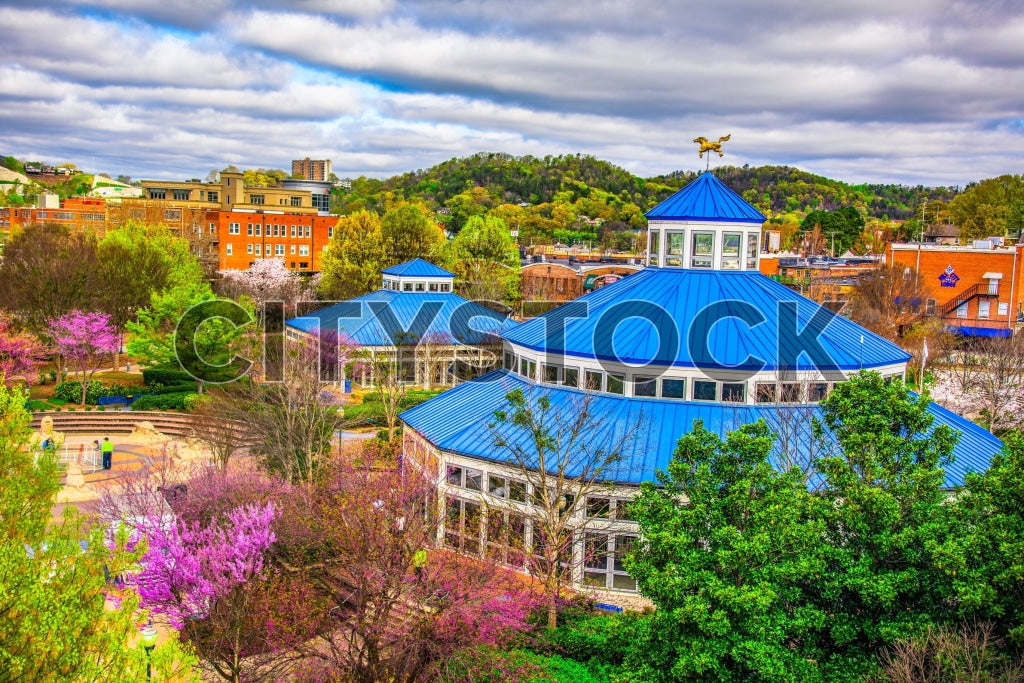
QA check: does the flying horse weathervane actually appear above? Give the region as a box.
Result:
[693,134,731,170]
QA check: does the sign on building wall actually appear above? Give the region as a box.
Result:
[938,265,960,288]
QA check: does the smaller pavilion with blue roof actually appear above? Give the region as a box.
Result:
[398,171,1004,600]
[286,259,510,388]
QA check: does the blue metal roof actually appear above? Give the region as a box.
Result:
[380,258,454,278]
[399,370,1000,488]
[646,172,767,223]
[286,290,508,346]
[502,268,910,371]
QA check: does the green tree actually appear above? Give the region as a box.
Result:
[939,432,1024,645]
[800,206,864,256]
[319,211,387,300]
[449,215,520,304]
[381,202,446,266]
[96,221,184,370]
[242,168,287,187]
[0,156,23,173]
[0,223,99,336]
[444,187,492,233]
[126,280,252,389]
[949,174,1024,240]
[625,420,828,682]
[813,372,958,676]
[0,379,199,680]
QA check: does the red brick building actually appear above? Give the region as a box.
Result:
[0,195,108,234]
[216,212,338,272]
[521,260,642,304]
[887,240,1024,337]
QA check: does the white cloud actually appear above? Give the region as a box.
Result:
[0,0,1021,186]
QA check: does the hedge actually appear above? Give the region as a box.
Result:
[142,364,240,387]
[150,382,198,395]
[54,380,134,405]
[343,389,442,427]
[130,392,195,411]
[142,366,194,388]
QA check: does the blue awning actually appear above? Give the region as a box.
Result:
[946,325,1012,338]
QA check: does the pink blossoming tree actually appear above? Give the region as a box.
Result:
[132,501,278,630]
[0,313,47,387]
[48,310,119,404]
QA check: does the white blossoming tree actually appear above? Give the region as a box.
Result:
[929,336,1024,434]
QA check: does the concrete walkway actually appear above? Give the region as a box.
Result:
[52,430,213,507]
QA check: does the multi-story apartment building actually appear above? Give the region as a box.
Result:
[291,158,332,182]
[216,211,338,272]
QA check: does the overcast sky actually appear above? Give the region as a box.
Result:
[1,0,1021,187]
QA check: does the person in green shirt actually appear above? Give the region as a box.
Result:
[412,548,427,582]
[101,436,114,470]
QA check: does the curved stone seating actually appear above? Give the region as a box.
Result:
[29,410,258,448]
[30,411,197,437]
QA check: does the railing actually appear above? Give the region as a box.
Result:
[939,283,998,317]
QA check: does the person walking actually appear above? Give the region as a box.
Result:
[412,548,427,582]
[101,436,114,470]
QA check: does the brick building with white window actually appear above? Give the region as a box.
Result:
[887,240,1024,338]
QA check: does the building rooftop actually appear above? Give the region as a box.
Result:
[646,172,767,224]
[502,267,911,371]
[400,369,1000,487]
[286,289,509,346]
[380,258,454,278]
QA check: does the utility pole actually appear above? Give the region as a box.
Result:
[828,231,838,258]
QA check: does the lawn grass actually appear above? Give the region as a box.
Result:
[94,371,145,385]
[342,388,444,427]
[27,397,70,411]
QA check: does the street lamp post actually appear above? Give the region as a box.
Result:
[141,624,157,679]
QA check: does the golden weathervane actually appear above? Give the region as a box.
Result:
[693,134,731,169]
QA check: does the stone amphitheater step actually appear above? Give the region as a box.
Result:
[31,411,258,446]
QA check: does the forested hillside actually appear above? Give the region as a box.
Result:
[334,153,960,226]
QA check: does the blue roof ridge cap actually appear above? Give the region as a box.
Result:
[381,258,454,277]
[646,172,767,223]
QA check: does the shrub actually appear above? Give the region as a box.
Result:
[141,366,193,388]
[142,364,236,388]
[130,392,194,411]
[873,622,1024,683]
[149,382,198,395]
[54,380,133,405]
[437,646,611,683]
[182,393,208,412]
[530,612,643,668]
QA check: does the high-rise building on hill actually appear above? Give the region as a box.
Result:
[291,157,332,182]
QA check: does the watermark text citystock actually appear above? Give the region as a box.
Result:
[174,298,856,385]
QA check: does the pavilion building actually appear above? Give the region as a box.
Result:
[399,172,1003,603]
[285,259,509,389]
